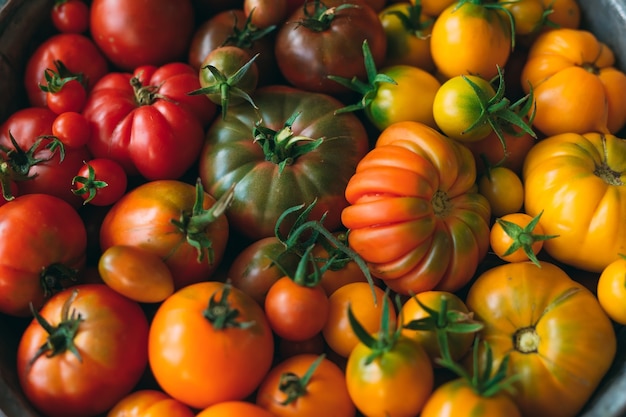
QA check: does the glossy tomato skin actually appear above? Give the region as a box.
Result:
[522,132,626,272]
[148,281,274,409]
[73,158,128,206]
[24,33,108,108]
[17,284,149,417]
[52,111,92,149]
[199,84,369,240]
[421,378,522,417]
[274,0,387,94]
[90,0,195,71]
[197,401,276,417]
[0,193,87,317]
[597,256,626,325]
[256,353,356,417]
[341,121,491,294]
[107,389,195,417]
[83,62,215,180]
[99,179,230,290]
[477,166,524,217]
[465,261,617,417]
[51,0,90,34]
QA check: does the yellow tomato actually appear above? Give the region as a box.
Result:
[597,255,626,325]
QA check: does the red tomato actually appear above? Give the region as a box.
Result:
[51,0,90,34]
[52,111,91,149]
[17,284,149,417]
[0,193,87,317]
[72,158,128,206]
[148,281,275,409]
[24,33,108,108]
[107,389,195,417]
[40,68,87,114]
[82,62,216,180]
[89,0,195,71]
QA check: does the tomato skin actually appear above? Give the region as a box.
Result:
[0,193,87,317]
[17,284,149,417]
[420,378,522,417]
[83,62,215,180]
[197,401,277,417]
[199,85,369,241]
[346,336,434,417]
[148,281,275,409]
[51,0,90,34]
[73,158,128,206]
[522,132,626,272]
[341,121,491,294]
[99,180,230,290]
[256,353,356,417]
[98,245,175,303]
[430,1,512,80]
[521,28,626,136]
[107,389,195,417]
[24,33,108,108]
[464,127,536,176]
[45,78,87,114]
[465,261,617,417]
[596,256,626,325]
[52,111,91,149]
[477,166,524,217]
[90,0,195,71]
[274,0,387,94]
[244,0,289,29]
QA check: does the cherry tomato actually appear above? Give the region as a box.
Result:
[477,166,524,217]
[52,111,91,149]
[42,75,87,115]
[72,158,128,206]
[107,389,195,417]
[98,245,175,304]
[596,255,626,325]
[244,0,289,29]
[51,0,90,34]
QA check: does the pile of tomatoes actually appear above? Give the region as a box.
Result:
[0,0,625,416]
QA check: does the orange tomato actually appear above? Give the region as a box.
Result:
[196,401,276,417]
[596,255,626,325]
[542,0,580,30]
[107,390,195,417]
[477,166,524,217]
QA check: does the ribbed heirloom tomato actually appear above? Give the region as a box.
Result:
[341,121,491,294]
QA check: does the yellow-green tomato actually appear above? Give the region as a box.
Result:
[379,2,435,72]
[367,64,441,131]
[98,244,175,303]
[478,166,524,217]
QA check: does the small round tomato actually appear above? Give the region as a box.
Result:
[52,111,91,149]
[244,0,289,29]
[51,0,90,34]
[322,282,395,358]
[596,255,626,325]
[98,245,175,303]
[542,0,580,30]
[197,401,276,417]
[256,354,355,417]
[42,76,87,115]
[264,276,330,342]
[107,389,195,417]
[477,166,524,217]
[72,158,128,206]
[499,0,548,36]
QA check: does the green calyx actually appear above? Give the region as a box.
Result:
[277,354,326,405]
[454,0,517,50]
[296,0,360,32]
[328,39,396,115]
[203,283,255,330]
[496,210,559,268]
[222,9,276,49]
[71,161,108,204]
[38,60,85,94]
[170,178,235,264]
[28,289,83,369]
[253,111,324,174]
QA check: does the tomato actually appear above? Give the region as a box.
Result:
[0,106,91,207]
[52,111,91,149]
[274,0,387,94]
[148,281,274,409]
[596,254,626,325]
[89,0,194,71]
[40,65,88,114]
[199,84,369,241]
[541,0,580,30]
[464,127,536,176]
[72,158,128,206]
[400,291,478,364]
[417,0,456,17]
[107,389,195,417]
[51,0,90,34]
[477,166,524,217]
[24,33,108,108]
[99,179,230,290]
[197,401,276,417]
[244,0,289,29]
[256,354,355,417]
[465,261,617,417]
[341,121,492,294]
[187,9,279,86]
[98,245,175,303]
[430,1,513,80]
[345,296,434,417]
[499,0,548,37]
[322,282,395,358]
[379,2,435,72]
[0,193,87,317]
[17,284,149,417]
[83,62,216,180]
[521,28,626,136]
[522,132,626,272]
[489,211,557,267]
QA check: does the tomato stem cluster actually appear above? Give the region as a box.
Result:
[297,1,359,32]
[203,283,254,330]
[277,354,326,405]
